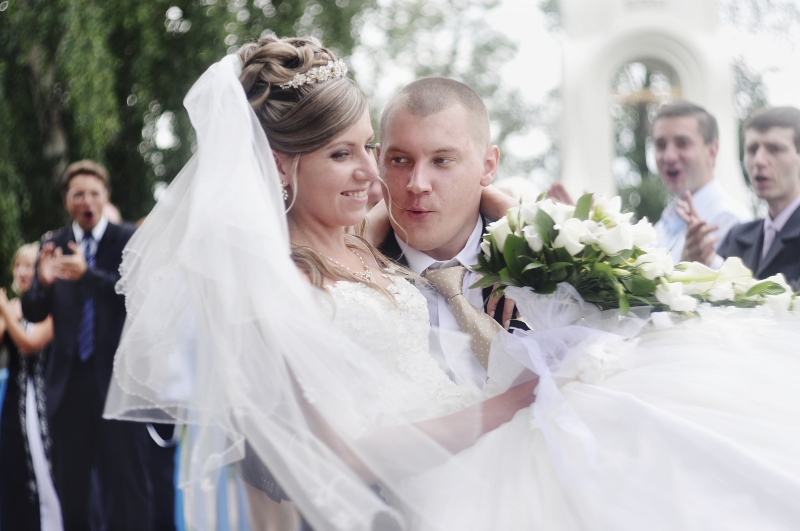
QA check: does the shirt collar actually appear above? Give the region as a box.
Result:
[396,216,483,274]
[73,215,109,243]
[766,192,800,233]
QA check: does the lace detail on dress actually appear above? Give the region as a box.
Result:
[327,277,482,420]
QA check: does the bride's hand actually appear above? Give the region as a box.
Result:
[486,287,517,330]
[480,185,517,221]
[480,377,537,434]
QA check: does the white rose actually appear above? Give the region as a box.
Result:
[707,282,735,302]
[538,199,574,226]
[522,225,543,253]
[579,219,603,245]
[553,218,587,256]
[480,239,492,259]
[486,218,512,251]
[656,281,698,312]
[759,274,793,311]
[597,223,634,255]
[593,195,633,227]
[764,291,793,312]
[634,248,674,280]
[631,218,657,248]
[520,203,539,225]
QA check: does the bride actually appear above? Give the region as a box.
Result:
[105,36,800,530]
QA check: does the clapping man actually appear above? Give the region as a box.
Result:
[651,101,752,264]
[22,161,170,530]
[680,107,800,289]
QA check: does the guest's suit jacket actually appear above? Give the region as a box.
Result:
[22,222,136,416]
[718,206,800,291]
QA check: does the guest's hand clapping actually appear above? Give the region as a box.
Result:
[676,191,718,265]
[38,241,89,288]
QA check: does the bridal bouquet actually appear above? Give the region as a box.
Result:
[472,194,797,314]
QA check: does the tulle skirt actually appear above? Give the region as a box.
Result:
[398,305,800,530]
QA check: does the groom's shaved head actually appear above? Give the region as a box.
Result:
[380,77,490,148]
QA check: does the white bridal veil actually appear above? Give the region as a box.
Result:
[104,55,497,530]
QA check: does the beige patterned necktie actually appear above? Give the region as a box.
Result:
[425,265,503,370]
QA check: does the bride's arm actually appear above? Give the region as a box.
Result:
[296,373,538,483]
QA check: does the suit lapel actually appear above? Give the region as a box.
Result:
[757,206,800,277]
[733,221,764,274]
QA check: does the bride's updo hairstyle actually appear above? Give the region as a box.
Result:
[238,36,410,292]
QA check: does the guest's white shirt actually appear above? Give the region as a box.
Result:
[655,179,752,264]
[72,215,109,258]
[396,216,486,388]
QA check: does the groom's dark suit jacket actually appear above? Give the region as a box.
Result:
[718,205,800,291]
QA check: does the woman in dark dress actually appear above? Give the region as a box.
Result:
[0,243,61,531]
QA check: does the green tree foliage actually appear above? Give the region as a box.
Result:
[0,0,371,287]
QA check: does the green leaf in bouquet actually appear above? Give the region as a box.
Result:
[553,247,574,264]
[469,273,502,290]
[744,281,787,297]
[521,261,544,273]
[573,193,593,221]
[536,191,547,202]
[537,280,558,294]
[591,262,616,280]
[535,209,556,244]
[618,293,630,315]
[580,291,606,303]
[489,236,504,270]
[498,267,521,287]
[621,275,658,296]
[502,234,529,278]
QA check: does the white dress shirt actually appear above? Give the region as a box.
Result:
[655,179,752,264]
[396,217,487,387]
[72,215,109,257]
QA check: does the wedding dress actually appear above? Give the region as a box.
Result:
[104,54,800,530]
[325,274,800,530]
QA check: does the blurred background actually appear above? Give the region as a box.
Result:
[1,0,799,287]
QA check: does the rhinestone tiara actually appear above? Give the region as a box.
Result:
[278,59,348,89]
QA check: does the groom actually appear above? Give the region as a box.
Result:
[377,77,517,388]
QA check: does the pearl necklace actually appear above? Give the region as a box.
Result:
[291,242,376,283]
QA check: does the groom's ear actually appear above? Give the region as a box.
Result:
[480,144,500,187]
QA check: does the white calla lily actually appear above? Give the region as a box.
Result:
[655,281,698,312]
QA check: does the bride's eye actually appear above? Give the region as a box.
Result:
[365,143,375,152]
[331,150,349,160]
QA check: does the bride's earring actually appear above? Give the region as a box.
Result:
[281,181,289,201]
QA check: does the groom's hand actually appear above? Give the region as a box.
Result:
[486,286,517,330]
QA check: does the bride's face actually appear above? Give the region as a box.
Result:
[281,110,377,231]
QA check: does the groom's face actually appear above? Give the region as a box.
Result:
[378,104,498,261]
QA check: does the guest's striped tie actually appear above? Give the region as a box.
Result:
[77,234,95,362]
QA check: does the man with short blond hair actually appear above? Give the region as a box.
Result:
[378,77,517,388]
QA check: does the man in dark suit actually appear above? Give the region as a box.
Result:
[22,160,173,530]
[681,107,800,290]
[376,78,521,387]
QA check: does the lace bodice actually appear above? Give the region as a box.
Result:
[327,277,482,420]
